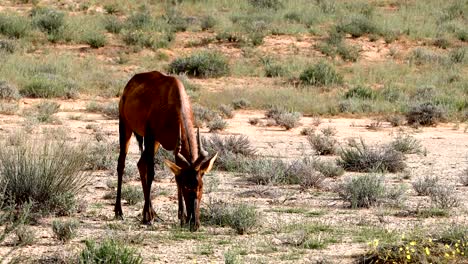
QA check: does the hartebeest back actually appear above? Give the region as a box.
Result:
[115,71,217,231]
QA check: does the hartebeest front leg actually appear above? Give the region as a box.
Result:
[178,186,187,226]
[115,121,132,220]
[141,134,158,224]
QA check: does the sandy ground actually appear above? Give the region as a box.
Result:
[0,99,467,263]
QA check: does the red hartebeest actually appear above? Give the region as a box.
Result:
[115,71,217,231]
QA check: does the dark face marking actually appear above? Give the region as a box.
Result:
[177,169,204,231]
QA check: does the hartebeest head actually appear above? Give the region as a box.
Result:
[164,129,217,231]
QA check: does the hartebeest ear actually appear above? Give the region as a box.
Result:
[199,153,218,175]
[164,159,182,176]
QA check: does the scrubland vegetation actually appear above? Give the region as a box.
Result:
[0,0,467,263]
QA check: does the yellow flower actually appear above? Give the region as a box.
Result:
[445,244,450,249]
[425,247,430,255]
[410,241,417,246]
[399,247,403,252]
[428,238,432,243]
[455,243,459,247]
[456,248,460,253]
[402,234,405,239]
[445,253,450,258]
[405,246,409,250]
[406,254,411,260]
[411,248,415,253]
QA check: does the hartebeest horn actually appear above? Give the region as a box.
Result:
[175,129,190,167]
[194,128,209,167]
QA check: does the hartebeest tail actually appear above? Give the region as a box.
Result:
[115,71,217,231]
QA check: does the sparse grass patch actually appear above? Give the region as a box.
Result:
[338,139,406,173]
[87,140,116,170]
[0,101,19,115]
[265,106,301,130]
[0,13,31,38]
[460,168,468,186]
[121,186,143,206]
[104,16,124,34]
[15,225,36,246]
[232,98,250,110]
[218,104,234,119]
[336,16,380,38]
[21,75,78,99]
[78,239,143,264]
[315,160,344,178]
[192,104,217,127]
[84,31,107,48]
[52,219,78,242]
[168,51,229,78]
[33,101,60,123]
[85,101,119,119]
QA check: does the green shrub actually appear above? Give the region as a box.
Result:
[103,3,122,14]
[87,141,116,170]
[299,61,343,86]
[0,101,19,115]
[338,174,385,208]
[264,63,289,78]
[0,14,30,38]
[192,104,217,127]
[433,36,451,49]
[164,8,189,32]
[338,139,406,173]
[0,135,90,215]
[126,11,152,30]
[84,31,107,48]
[405,102,444,126]
[201,15,216,31]
[336,16,380,38]
[449,47,466,63]
[231,98,250,110]
[86,101,119,119]
[31,7,65,35]
[122,30,170,49]
[52,219,78,242]
[121,186,143,206]
[315,160,344,178]
[104,16,124,34]
[345,85,375,100]
[276,112,301,130]
[0,80,20,100]
[409,48,447,65]
[247,158,289,185]
[337,44,360,62]
[202,134,256,171]
[168,51,229,78]
[79,239,143,264]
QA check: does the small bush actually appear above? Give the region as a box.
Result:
[338,174,385,208]
[291,160,326,189]
[389,133,422,154]
[336,16,380,38]
[231,98,250,110]
[0,39,16,53]
[338,139,406,173]
[460,168,468,186]
[34,101,60,123]
[192,104,217,127]
[315,160,344,178]
[201,200,258,235]
[249,118,260,126]
[276,112,301,130]
[15,225,36,246]
[219,104,234,119]
[337,44,360,62]
[406,102,444,126]
[429,185,460,209]
[121,186,143,206]
[0,135,90,214]
[344,85,375,99]
[385,114,405,127]
[168,51,229,78]
[411,175,438,196]
[79,239,143,264]
[52,219,78,242]
[433,37,451,49]
[103,3,122,14]
[0,14,30,38]
[201,15,216,31]
[307,127,338,155]
[409,48,447,65]
[104,16,124,34]
[84,31,107,48]
[0,101,19,115]
[208,117,228,132]
[202,134,256,171]
[247,158,289,185]
[0,81,20,100]
[300,127,315,136]
[299,61,343,86]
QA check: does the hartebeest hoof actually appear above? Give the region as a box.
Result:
[142,208,163,225]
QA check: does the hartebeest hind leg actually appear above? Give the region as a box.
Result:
[115,121,132,219]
